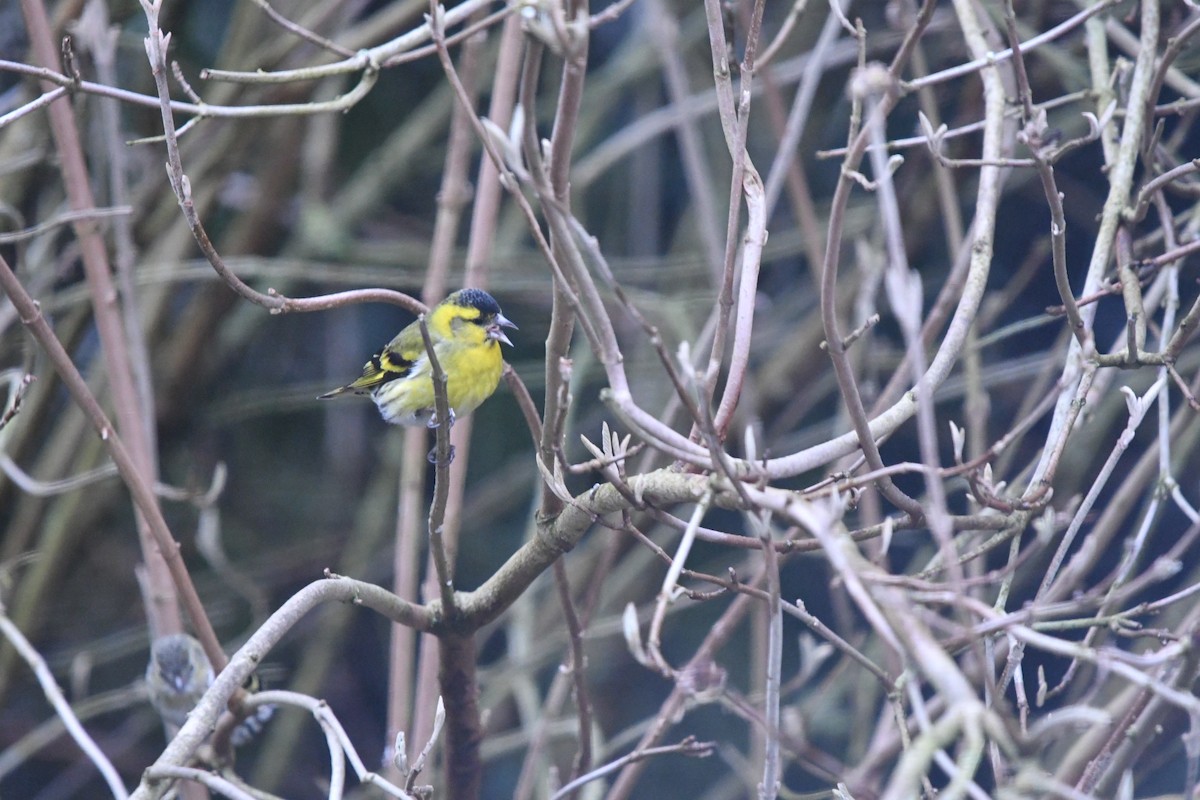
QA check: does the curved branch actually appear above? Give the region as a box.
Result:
[130,576,429,799]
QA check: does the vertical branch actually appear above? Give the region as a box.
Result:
[811,2,941,517]
[644,0,724,282]
[390,437,430,765]
[418,316,458,611]
[712,165,766,437]
[540,2,596,783]
[537,0,588,508]
[755,512,782,800]
[552,558,594,790]
[1150,191,1192,521]
[462,14,524,275]
[439,632,482,800]
[695,0,766,431]
[909,37,977,461]
[0,254,211,667]
[20,0,181,638]
[1031,0,1160,485]
[862,90,968,664]
[762,1,847,220]
[83,4,158,478]
[395,16,484,766]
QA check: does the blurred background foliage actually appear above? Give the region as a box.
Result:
[3,0,1200,797]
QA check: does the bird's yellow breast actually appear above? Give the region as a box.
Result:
[438,337,504,413]
[370,338,503,425]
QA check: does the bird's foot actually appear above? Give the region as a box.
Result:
[426,408,456,430]
[427,444,456,465]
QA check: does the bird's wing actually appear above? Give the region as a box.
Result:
[347,346,417,391]
[318,318,428,398]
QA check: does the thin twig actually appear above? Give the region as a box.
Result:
[550,738,714,800]
[418,314,457,614]
[551,558,594,790]
[0,605,129,799]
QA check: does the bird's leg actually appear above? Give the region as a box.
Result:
[425,407,456,429]
[426,407,456,464]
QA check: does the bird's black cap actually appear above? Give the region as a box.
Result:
[456,288,502,315]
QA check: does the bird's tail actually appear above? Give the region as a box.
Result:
[317,385,353,399]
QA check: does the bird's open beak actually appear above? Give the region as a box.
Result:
[487,313,517,346]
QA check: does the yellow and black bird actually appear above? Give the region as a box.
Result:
[320,288,516,428]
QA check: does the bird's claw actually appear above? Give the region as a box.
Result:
[427,444,456,465]
[426,408,456,430]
